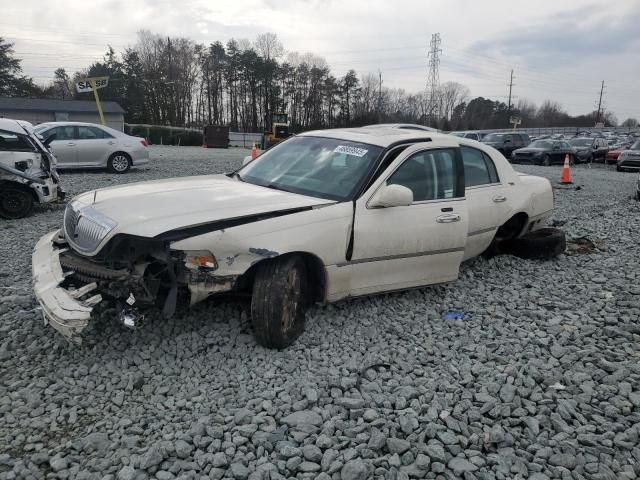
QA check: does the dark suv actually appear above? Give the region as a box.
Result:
[482,132,529,157]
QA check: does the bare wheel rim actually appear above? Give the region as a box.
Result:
[281,268,301,333]
[112,155,129,171]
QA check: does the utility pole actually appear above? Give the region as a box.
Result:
[507,69,514,127]
[427,33,442,126]
[378,70,383,123]
[595,80,605,126]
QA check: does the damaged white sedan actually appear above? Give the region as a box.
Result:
[33,128,557,348]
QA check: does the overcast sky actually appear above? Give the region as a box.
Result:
[4,0,640,121]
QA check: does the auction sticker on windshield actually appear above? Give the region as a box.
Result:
[334,145,368,157]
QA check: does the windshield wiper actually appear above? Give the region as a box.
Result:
[233,172,245,182]
[264,183,293,193]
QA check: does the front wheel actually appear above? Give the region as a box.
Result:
[251,255,309,349]
[0,186,34,219]
[542,154,551,166]
[108,153,132,173]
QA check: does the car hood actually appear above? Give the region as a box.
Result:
[514,148,545,154]
[73,174,334,239]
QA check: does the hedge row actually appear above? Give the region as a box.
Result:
[124,125,204,146]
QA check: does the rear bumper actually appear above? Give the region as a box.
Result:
[32,230,100,343]
[131,149,150,165]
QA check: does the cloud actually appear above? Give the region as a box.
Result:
[467,3,640,69]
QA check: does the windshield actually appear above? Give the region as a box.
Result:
[529,140,553,149]
[239,136,383,201]
[631,141,640,150]
[483,133,504,142]
[569,138,592,147]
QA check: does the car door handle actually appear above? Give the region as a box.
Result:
[108,141,115,145]
[67,142,76,146]
[436,213,461,223]
[492,195,507,203]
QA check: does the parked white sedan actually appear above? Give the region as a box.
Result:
[32,128,555,347]
[33,122,149,173]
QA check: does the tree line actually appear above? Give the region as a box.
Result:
[1,33,637,131]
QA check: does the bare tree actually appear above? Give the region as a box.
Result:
[621,117,639,127]
[537,100,566,126]
[439,81,470,120]
[254,33,283,61]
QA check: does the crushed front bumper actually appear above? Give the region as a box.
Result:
[32,230,101,343]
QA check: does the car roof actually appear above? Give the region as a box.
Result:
[35,121,111,128]
[300,127,499,150]
[300,127,455,148]
[361,123,439,132]
[0,118,35,134]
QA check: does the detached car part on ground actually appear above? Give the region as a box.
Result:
[0,119,65,219]
[32,128,561,348]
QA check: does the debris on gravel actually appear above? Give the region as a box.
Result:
[1,149,639,480]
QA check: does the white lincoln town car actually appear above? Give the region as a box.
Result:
[32,128,556,348]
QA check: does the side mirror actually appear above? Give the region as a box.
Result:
[44,134,56,147]
[242,155,253,166]
[369,184,413,208]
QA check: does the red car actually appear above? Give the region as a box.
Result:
[606,148,623,164]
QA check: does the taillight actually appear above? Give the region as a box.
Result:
[140,139,148,147]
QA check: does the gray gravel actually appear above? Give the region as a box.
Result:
[1,147,640,480]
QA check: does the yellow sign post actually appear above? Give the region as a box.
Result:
[76,76,109,126]
[90,79,106,126]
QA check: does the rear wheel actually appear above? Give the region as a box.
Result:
[251,255,309,349]
[0,186,34,219]
[501,227,566,260]
[108,152,132,173]
[542,154,551,166]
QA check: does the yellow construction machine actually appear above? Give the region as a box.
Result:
[263,113,291,148]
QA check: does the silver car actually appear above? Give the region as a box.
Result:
[33,122,150,173]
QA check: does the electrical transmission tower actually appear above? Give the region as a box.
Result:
[427,33,442,125]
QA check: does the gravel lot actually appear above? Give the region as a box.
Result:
[1,146,639,480]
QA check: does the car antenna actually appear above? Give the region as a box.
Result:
[93,190,97,204]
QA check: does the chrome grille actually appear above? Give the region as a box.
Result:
[63,201,117,253]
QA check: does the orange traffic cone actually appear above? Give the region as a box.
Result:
[560,154,572,184]
[251,142,257,160]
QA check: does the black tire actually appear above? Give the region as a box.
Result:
[108,152,132,173]
[501,227,566,260]
[542,154,551,166]
[616,165,623,172]
[251,255,309,349]
[0,186,34,219]
[568,154,575,166]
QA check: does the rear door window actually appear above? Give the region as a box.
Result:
[78,126,110,139]
[461,146,500,187]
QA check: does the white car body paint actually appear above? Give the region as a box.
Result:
[32,128,554,342]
